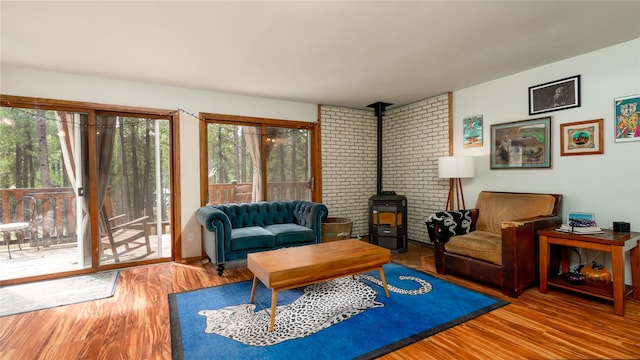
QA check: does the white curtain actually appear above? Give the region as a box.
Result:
[56,112,116,261]
[241,126,283,202]
[242,126,263,202]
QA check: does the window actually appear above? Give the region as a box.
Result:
[200,113,321,205]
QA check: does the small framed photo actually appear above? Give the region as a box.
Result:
[614,94,640,142]
[463,115,483,148]
[490,117,551,169]
[529,75,580,115]
[560,119,603,156]
[566,212,596,227]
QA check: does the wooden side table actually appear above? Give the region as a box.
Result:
[538,228,640,315]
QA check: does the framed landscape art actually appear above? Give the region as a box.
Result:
[529,75,580,115]
[491,117,551,169]
[560,119,603,156]
[614,94,640,142]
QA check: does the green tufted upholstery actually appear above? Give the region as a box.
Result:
[197,201,328,275]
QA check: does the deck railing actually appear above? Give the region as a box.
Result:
[207,181,310,205]
[0,187,77,242]
[1,182,310,242]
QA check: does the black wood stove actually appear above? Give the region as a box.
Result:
[366,101,408,253]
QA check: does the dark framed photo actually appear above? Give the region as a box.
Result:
[491,117,551,169]
[463,115,483,148]
[560,119,604,156]
[614,94,640,142]
[529,75,580,115]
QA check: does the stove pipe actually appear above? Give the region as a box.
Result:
[367,101,393,195]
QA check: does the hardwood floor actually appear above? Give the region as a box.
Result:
[1,240,639,359]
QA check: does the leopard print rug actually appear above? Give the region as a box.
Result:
[198,274,432,346]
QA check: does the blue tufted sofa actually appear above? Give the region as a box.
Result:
[197,200,329,275]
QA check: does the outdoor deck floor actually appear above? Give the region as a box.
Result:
[0,234,172,281]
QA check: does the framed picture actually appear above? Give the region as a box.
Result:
[560,119,603,156]
[529,75,580,115]
[490,117,551,169]
[463,115,483,148]
[614,94,640,142]
[566,212,596,227]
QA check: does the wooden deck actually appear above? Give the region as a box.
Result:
[0,234,172,281]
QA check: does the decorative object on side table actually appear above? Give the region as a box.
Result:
[560,119,603,156]
[557,212,602,234]
[613,221,630,232]
[580,261,611,286]
[529,75,581,115]
[565,265,586,285]
[614,94,640,142]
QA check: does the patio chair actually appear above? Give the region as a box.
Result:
[99,194,152,263]
[232,184,253,203]
[1,195,39,259]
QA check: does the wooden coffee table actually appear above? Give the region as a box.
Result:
[247,239,391,331]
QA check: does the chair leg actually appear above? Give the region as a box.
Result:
[17,230,23,252]
[144,234,151,255]
[5,233,11,260]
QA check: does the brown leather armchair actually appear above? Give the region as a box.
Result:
[427,191,562,297]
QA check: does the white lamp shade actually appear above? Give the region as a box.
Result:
[438,157,458,178]
[457,156,475,178]
[438,156,475,178]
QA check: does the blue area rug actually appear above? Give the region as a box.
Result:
[169,263,507,360]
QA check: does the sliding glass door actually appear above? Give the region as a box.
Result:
[0,107,90,280]
[0,100,175,283]
[97,113,172,266]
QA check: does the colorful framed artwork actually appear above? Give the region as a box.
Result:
[560,119,603,156]
[614,94,640,142]
[463,115,483,148]
[529,75,580,115]
[566,212,596,227]
[490,117,551,169]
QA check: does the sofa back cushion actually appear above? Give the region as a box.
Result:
[215,201,297,228]
[475,191,558,234]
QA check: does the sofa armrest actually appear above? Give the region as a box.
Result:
[501,215,562,249]
[196,206,232,263]
[293,201,329,243]
[500,214,562,295]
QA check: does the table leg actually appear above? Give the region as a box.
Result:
[539,235,549,293]
[378,267,390,297]
[249,275,258,303]
[631,240,640,299]
[269,289,278,332]
[611,246,625,316]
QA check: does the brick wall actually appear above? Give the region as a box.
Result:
[320,93,450,243]
[383,94,450,242]
[319,106,376,238]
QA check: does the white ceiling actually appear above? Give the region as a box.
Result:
[1,1,639,110]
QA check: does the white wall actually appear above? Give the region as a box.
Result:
[453,38,640,280]
[0,65,318,258]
